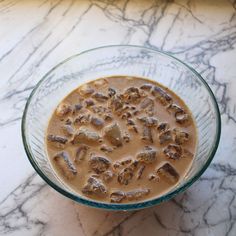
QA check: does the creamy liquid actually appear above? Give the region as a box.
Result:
[46,76,197,203]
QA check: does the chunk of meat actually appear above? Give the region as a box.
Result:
[92,92,109,102]
[140,98,154,109]
[89,156,111,173]
[173,129,189,144]
[47,134,68,148]
[100,144,113,153]
[167,104,184,114]
[56,103,72,117]
[104,123,123,147]
[62,124,74,137]
[140,84,153,91]
[72,127,100,144]
[91,117,104,129]
[117,167,133,185]
[54,151,77,180]
[123,87,141,103]
[78,84,95,97]
[157,122,169,133]
[175,111,190,124]
[110,191,125,203]
[85,99,95,107]
[141,126,153,143]
[156,163,179,183]
[136,147,157,164]
[108,87,116,97]
[73,104,83,114]
[74,114,90,125]
[121,111,132,120]
[163,144,182,160]
[102,170,114,182]
[127,119,138,133]
[65,117,73,125]
[82,176,107,195]
[120,158,132,166]
[126,189,150,201]
[159,130,172,144]
[138,117,158,127]
[137,164,146,179]
[110,95,123,111]
[74,145,89,163]
[151,86,172,105]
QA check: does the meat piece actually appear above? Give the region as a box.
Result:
[163,144,182,160]
[156,163,179,183]
[74,114,90,125]
[141,126,153,143]
[104,123,123,147]
[182,149,194,158]
[121,111,132,120]
[56,103,72,117]
[104,113,113,121]
[120,158,132,166]
[129,160,139,170]
[85,99,95,107]
[92,92,109,102]
[136,147,157,164]
[108,87,116,97]
[89,156,111,173]
[140,84,153,91]
[65,118,73,125]
[62,124,74,137]
[82,176,107,195]
[159,130,172,144]
[102,170,114,182]
[167,103,184,114]
[110,95,123,111]
[173,129,189,144]
[74,145,89,163]
[126,189,150,201]
[100,144,113,153]
[123,132,130,143]
[148,174,160,182]
[110,191,125,203]
[126,119,138,133]
[137,165,146,179]
[123,87,141,103]
[157,122,169,133]
[138,117,158,127]
[47,134,68,148]
[73,104,83,114]
[113,161,121,169]
[91,117,104,129]
[117,167,133,185]
[72,127,100,144]
[78,84,95,97]
[54,151,77,180]
[175,111,190,124]
[140,98,154,109]
[151,86,172,105]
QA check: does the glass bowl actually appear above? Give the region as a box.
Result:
[22,45,221,211]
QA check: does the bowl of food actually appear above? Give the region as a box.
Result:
[22,45,221,210]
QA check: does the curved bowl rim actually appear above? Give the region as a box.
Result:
[21,45,221,211]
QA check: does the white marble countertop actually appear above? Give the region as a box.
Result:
[0,0,236,235]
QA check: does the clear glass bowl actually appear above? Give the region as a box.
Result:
[22,45,221,211]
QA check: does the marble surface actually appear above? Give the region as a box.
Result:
[0,0,236,235]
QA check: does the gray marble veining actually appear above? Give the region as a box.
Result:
[0,0,236,235]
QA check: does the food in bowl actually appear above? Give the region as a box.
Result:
[46,75,197,203]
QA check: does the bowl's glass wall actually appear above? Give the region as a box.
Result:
[23,46,219,208]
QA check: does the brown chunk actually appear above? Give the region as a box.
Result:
[104,123,123,147]
[91,116,104,129]
[140,98,154,109]
[136,147,157,164]
[89,156,111,173]
[92,92,109,102]
[167,103,184,114]
[157,122,169,133]
[110,95,124,111]
[56,103,72,117]
[121,111,132,120]
[47,134,68,148]
[148,174,160,182]
[102,170,114,182]
[141,126,153,143]
[175,111,190,124]
[100,144,113,153]
[78,84,95,97]
[151,86,172,105]
[82,176,107,195]
[54,151,77,180]
[163,144,182,160]
[126,189,150,201]
[140,84,153,91]
[156,163,179,183]
[108,87,116,97]
[74,114,90,125]
[159,130,172,144]
[85,99,95,107]
[72,127,100,144]
[118,167,133,185]
[62,124,74,137]
[110,191,125,203]
[138,117,158,127]
[73,104,83,114]
[120,158,132,166]
[137,164,146,179]
[123,87,141,103]
[65,118,73,125]
[74,145,89,163]
[173,129,189,144]
[127,119,138,133]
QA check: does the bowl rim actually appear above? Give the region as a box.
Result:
[21,45,221,210]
